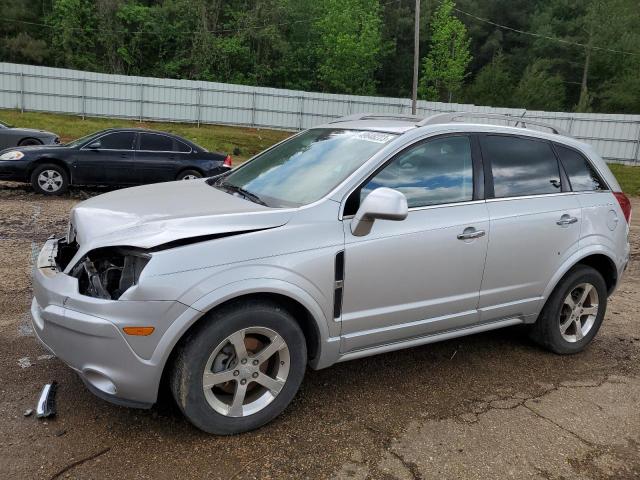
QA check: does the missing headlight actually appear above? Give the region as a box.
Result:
[70,247,150,300]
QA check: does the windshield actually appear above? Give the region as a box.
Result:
[0,121,9,128]
[65,130,108,148]
[212,128,396,207]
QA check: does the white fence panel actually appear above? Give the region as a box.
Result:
[1,62,639,163]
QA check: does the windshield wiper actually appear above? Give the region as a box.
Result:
[217,181,268,206]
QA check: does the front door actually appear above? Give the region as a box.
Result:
[74,131,137,185]
[340,135,490,352]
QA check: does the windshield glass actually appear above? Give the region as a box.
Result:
[213,128,396,207]
[65,130,107,148]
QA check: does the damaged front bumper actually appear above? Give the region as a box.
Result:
[31,238,195,408]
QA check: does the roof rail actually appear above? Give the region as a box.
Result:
[417,112,569,136]
[329,113,423,124]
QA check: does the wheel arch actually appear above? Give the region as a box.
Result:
[18,137,43,146]
[155,285,337,404]
[543,249,619,302]
[28,158,72,182]
[175,166,204,180]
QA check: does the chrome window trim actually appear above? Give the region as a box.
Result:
[341,198,488,220]
[486,192,576,203]
[136,149,192,154]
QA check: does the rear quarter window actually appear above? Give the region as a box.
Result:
[554,144,607,192]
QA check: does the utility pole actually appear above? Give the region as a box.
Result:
[411,0,420,115]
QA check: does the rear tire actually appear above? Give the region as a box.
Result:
[529,265,607,354]
[176,169,203,181]
[19,138,42,146]
[170,300,307,435]
[30,163,69,195]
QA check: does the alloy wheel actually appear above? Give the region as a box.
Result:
[37,170,63,192]
[202,327,290,417]
[559,283,599,343]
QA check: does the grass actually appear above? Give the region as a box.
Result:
[3,109,640,195]
[0,109,291,162]
[608,164,640,197]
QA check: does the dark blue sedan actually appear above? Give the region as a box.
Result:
[0,128,232,194]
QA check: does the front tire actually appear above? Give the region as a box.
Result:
[530,265,607,354]
[30,163,69,195]
[170,300,307,435]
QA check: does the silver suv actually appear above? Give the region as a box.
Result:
[32,113,631,434]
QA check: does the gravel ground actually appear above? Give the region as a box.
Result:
[0,181,638,479]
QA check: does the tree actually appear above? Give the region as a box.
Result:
[419,0,472,102]
[48,0,98,70]
[513,60,566,111]
[465,51,513,107]
[315,0,383,95]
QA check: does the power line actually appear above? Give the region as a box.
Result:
[454,7,640,57]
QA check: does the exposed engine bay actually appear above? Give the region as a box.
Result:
[65,246,150,300]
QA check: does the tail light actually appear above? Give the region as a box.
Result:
[223,155,232,167]
[613,192,631,223]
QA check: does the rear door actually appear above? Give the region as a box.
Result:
[478,134,582,322]
[73,131,137,185]
[135,133,185,183]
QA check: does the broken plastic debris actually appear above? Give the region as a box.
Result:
[18,357,32,369]
[36,382,57,418]
[23,409,33,417]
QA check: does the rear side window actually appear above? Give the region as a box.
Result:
[361,135,474,208]
[140,133,175,151]
[481,135,561,198]
[99,132,135,150]
[555,144,606,191]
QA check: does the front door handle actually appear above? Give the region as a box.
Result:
[457,227,486,241]
[557,214,578,226]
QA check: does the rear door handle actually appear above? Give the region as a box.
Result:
[457,228,486,240]
[557,215,578,226]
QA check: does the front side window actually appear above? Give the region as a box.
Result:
[213,129,397,207]
[555,144,606,192]
[98,132,136,150]
[360,136,474,208]
[481,135,561,198]
[140,133,175,152]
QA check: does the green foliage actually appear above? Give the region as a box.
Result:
[48,0,98,70]
[0,0,639,113]
[315,0,383,94]
[419,0,472,102]
[465,52,513,107]
[513,60,566,111]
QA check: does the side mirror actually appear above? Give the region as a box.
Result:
[351,187,408,237]
[87,141,101,149]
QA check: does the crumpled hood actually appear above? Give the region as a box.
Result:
[70,180,294,250]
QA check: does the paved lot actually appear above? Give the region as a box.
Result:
[0,182,638,479]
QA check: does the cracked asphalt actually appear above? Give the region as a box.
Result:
[0,181,638,479]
